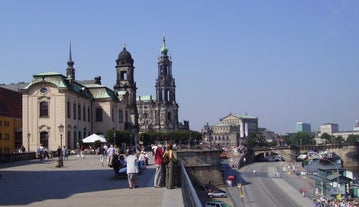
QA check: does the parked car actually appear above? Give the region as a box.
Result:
[201,183,217,192]
[297,154,307,161]
[208,189,227,198]
[205,200,227,207]
[274,155,283,161]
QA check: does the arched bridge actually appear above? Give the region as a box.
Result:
[251,143,359,167]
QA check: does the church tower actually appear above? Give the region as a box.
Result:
[66,43,75,81]
[155,36,179,131]
[114,44,138,131]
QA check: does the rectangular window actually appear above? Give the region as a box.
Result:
[87,107,90,122]
[83,106,86,121]
[78,104,81,121]
[118,110,123,124]
[40,101,49,117]
[111,106,114,122]
[96,108,103,121]
[67,131,71,145]
[67,101,71,118]
[73,131,77,142]
[73,103,76,119]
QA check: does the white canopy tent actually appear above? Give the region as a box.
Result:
[82,134,107,143]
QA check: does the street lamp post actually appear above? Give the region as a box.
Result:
[58,124,64,167]
[27,132,31,152]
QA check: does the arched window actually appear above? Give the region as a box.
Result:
[40,101,49,117]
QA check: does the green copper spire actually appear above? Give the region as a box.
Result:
[160,35,168,54]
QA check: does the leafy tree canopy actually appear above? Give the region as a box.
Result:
[346,134,359,144]
[289,131,315,146]
[104,129,201,146]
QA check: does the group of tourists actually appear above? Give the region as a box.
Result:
[100,142,178,190]
[36,144,70,161]
[313,196,359,207]
[153,142,178,189]
[97,144,115,167]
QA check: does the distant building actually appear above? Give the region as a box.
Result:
[353,120,359,131]
[0,82,29,93]
[202,113,258,147]
[259,128,282,145]
[296,122,311,133]
[332,131,359,140]
[316,121,359,141]
[320,123,339,136]
[0,87,22,154]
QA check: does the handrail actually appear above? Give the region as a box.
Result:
[180,161,203,207]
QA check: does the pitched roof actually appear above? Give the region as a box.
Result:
[22,72,118,101]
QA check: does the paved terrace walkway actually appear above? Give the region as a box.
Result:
[0,154,183,207]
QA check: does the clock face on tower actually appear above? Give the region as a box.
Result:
[40,87,48,94]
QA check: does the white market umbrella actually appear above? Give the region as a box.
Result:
[82,134,107,143]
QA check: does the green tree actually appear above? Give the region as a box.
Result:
[246,132,268,148]
[93,140,102,150]
[321,133,331,143]
[137,130,201,145]
[346,134,359,144]
[335,136,345,145]
[104,129,130,146]
[282,134,292,146]
[290,132,315,146]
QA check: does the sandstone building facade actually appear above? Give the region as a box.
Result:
[21,38,188,152]
[202,113,258,147]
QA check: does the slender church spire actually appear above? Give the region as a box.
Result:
[160,35,168,55]
[66,41,75,80]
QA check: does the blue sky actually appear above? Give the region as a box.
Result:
[1,1,358,133]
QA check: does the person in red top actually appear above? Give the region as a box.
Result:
[153,143,164,187]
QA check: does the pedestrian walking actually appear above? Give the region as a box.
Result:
[80,145,85,159]
[98,144,105,166]
[38,144,44,160]
[63,146,68,160]
[126,148,139,189]
[153,143,164,188]
[107,145,115,166]
[57,146,62,158]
